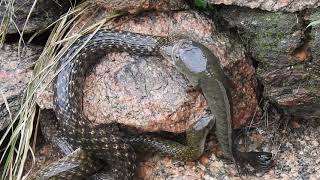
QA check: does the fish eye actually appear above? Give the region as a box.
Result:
[174,53,179,60]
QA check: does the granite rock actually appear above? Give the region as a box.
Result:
[0,43,42,131]
[37,10,260,131]
[209,0,320,12]
[0,0,74,34]
[215,6,320,120]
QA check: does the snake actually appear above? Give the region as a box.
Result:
[29,30,273,179]
[28,30,214,179]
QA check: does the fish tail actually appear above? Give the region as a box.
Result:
[232,128,274,172]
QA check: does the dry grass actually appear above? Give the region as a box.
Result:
[0,0,15,47]
[0,1,122,179]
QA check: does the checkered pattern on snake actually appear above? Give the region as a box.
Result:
[52,30,165,179]
[29,30,219,179]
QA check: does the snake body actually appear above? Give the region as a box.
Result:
[30,30,215,179]
[31,30,273,179]
[53,30,164,179]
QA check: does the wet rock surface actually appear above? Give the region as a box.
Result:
[215,6,320,120]
[0,43,42,131]
[0,0,74,34]
[209,0,320,12]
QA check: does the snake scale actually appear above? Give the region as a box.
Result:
[29,30,273,179]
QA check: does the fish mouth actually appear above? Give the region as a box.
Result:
[160,45,174,64]
[160,39,191,65]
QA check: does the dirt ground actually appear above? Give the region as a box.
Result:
[27,115,320,180]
